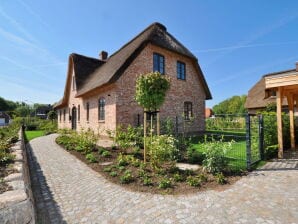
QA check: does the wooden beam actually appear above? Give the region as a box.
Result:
[276,87,283,158]
[287,94,295,149]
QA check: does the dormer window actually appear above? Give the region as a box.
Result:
[153,53,165,74]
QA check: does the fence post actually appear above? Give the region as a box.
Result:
[246,114,251,170]
[259,115,264,160]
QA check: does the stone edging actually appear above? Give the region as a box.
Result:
[0,128,35,224]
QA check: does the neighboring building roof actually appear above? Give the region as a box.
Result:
[0,111,11,120]
[263,69,297,78]
[205,108,213,118]
[54,22,212,109]
[245,78,272,109]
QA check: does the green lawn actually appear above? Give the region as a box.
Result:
[25,130,45,142]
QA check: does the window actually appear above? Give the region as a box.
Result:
[78,105,80,121]
[63,109,66,121]
[177,61,186,80]
[184,102,193,120]
[69,108,71,121]
[59,110,62,122]
[98,98,105,120]
[86,102,89,122]
[72,76,76,90]
[153,53,165,74]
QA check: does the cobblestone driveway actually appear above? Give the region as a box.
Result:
[28,134,298,224]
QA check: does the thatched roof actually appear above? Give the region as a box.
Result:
[245,78,276,109]
[54,22,211,108]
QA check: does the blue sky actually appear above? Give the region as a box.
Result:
[1,0,298,107]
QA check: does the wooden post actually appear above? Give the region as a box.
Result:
[276,87,283,158]
[143,111,146,163]
[157,112,160,135]
[287,94,295,149]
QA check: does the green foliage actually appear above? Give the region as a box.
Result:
[85,153,97,163]
[212,95,247,115]
[103,167,112,172]
[187,146,205,164]
[201,137,233,174]
[215,172,226,185]
[186,176,201,187]
[74,129,98,154]
[120,170,134,184]
[135,72,170,111]
[161,117,175,135]
[206,116,246,131]
[146,135,179,170]
[261,112,290,149]
[173,173,184,182]
[158,177,172,189]
[142,176,153,186]
[117,153,129,166]
[114,125,143,151]
[47,110,57,121]
[264,145,278,160]
[109,171,118,177]
[0,122,19,165]
[100,150,111,157]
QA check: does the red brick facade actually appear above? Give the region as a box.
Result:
[57,43,207,135]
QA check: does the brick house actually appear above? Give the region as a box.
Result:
[54,22,212,135]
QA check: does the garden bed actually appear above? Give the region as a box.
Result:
[56,132,243,195]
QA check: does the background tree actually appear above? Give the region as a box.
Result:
[47,110,57,123]
[213,95,247,115]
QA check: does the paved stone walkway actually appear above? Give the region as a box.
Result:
[28,134,298,224]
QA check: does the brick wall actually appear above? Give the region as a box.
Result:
[115,43,206,133]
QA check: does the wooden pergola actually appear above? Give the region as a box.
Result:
[264,69,298,158]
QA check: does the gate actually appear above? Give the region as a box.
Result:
[246,114,264,170]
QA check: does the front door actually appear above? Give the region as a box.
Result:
[72,107,77,130]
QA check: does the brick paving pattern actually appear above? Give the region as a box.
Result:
[28,134,298,224]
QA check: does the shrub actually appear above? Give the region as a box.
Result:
[173,173,184,182]
[117,153,129,166]
[146,135,179,170]
[158,177,172,189]
[186,176,201,187]
[264,145,278,160]
[187,146,205,164]
[142,176,153,186]
[85,153,97,163]
[120,170,134,184]
[201,137,232,174]
[74,129,98,154]
[215,172,226,185]
[197,174,208,183]
[101,150,111,157]
[115,125,143,151]
[109,171,118,177]
[103,167,112,172]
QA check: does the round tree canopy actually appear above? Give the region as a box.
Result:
[135,72,170,112]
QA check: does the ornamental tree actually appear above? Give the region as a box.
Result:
[135,72,170,162]
[135,72,170,112]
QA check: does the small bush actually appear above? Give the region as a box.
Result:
[187,147,205,164]
[120,170,134,184]
[109,171,118,177]
[215,172,226,185]
[173,173,184,182]
[142,176,153,186]
[186,176,201,187]
[101,150,111,157]
[85,153,97,163]
[146,135,179,170]
[265,145,278,160]
[158,177,172,189]
[103,167,112,172]
[201,136,232,174]
[117,165,125,171]
[115,125,143,151]
[117,153,129,166]
[197,174,208,183]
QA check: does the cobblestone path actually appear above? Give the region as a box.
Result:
[28,134,298,224]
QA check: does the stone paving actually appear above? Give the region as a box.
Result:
[27,134,298,224]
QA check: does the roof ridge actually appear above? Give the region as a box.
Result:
[263,69,296,77]
[70,53,102,62]
[108,22,166,59]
